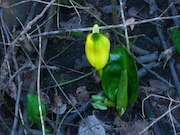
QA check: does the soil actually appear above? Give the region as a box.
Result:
[0,0,180,135]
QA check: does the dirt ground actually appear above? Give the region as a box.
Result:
[0,0,180,135]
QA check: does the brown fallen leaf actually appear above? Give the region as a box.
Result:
[93,70,101,83]
[148,79,168,92]
[6,82,17,99]
[40,92,51,107]
[76,86,90,104]
[54,94,63,107]
[68,93,78,106]
[49,103,67,115]
[126,17,136,30]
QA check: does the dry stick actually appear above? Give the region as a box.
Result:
[7,0,90,10]
[18,108,27,135]
[31,15,180,38]
[11,56,23,135]
[37,27,45,135]
[168,96,177,135]
[119,0,130,50]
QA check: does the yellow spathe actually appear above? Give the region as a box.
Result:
[85,32,110,70]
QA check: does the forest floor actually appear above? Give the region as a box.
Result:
[0,0,180,135]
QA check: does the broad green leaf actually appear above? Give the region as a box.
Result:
[116,69,128,116]
[102,46,139,105]
[121,47,139,105]
[172,28,180,54]
[27,94,46,129]
[102,61,122,101]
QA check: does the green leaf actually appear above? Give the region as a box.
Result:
[116,69,128,116]
[92,102,108,110]
[102,46,139,105]
[102,61,122,101]
[27,94,46,129]
[172,28,180,54]
[92,95,107,101]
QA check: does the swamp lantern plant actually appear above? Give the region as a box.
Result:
[85,24,110,71]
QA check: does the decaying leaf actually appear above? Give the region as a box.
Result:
[68,93,78,106]
[50,104,67,115]
[93,70,101,83]
[78,115,106,135]
[40,92,50,107]
[76,86,90,104]
[54,94,63,107]
[126,17,136,30]
[6,82,17,99]
[148,79,169,92]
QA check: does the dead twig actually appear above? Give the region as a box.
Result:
[37,26,45,135]
[31,15,180,38]
[5,0,90,10]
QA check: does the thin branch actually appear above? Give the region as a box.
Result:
[168,95,177,135]
[4,0,90,10]
[10,57,23,135]
[31,15,180,38]
[37,27,45,135]
[119,0,130,50]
